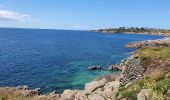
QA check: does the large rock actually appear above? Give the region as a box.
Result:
[88,94,105,100]
[103,88,118,99]
[23,88,41,97]
[137,89,150,100]
[95,74,120,82]
[61,89,79,100]
[16,85,29,90]
[74,91,88,100]
[85,78,107,93]
[48,91,61,98]
[126,37,170,48]
[87,66,102,70]
[104,81,121,90]
[108,65,123,71]
[92,87,103,95]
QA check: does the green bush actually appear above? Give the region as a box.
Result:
[119,72,170,99]
[153,48,161,51]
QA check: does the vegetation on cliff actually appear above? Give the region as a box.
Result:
[118,47,170,100]
[137,47,170,59]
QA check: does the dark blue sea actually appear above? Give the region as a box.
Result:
[0,28,164,93]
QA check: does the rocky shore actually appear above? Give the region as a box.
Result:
[1,36,170,100]
[126,37,170,49]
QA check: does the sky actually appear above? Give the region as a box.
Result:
[0,0,170,30]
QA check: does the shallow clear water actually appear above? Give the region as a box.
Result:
[0,28,163,93]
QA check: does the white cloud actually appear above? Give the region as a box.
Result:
[0,10,31,21]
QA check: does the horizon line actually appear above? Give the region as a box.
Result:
[0,26,170,31]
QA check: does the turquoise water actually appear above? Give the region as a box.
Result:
[0,28,163,93]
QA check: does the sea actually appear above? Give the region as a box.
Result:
[0,28,164,93]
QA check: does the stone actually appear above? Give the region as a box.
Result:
[108,65,123,71]
[137,92,146,100]
[126,37,170,48]
[74,91,88,100]
[49,91,60,98]
[93,87,103,95]
[23,88,41,97]
[88,94,105,100]
[120,56,145,85]
[103,88,118,99]
[16,85,29,90]
[85,78,107,93]
[104,81,121,90]
[87,66,102,70]
[137,89,150,100]
[95,74,119,82]
[165,73,170,78]
[34,88,40,91]
[49,91,56,96]
[61,89,78,100]
[125,82,132,88]
[117,94,123,100]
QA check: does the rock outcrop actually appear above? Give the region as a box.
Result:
[60,89,79,100]
[126,37,170,48]
[120,55,144,85]
[85,78,107,93]
[0,86,41,99]
[108,65,124,71]
[87,66,102,70]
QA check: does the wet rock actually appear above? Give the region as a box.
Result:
[49,91,61,98]
[87,66,102,70]
[108,65,123,71]
[49,91,56,95]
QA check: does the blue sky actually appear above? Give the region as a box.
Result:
[0,0,170,30]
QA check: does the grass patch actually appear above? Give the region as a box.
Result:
[160,30,170,34]
[118,72,170,99]
[117,47,170,99]
[136,47,170,59]
[118,84,141,100]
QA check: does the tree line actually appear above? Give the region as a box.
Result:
[94,27,170,33]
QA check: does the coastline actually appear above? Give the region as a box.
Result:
[92,27,170,37]
[0,33,170,100]
[92,30,170,37]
